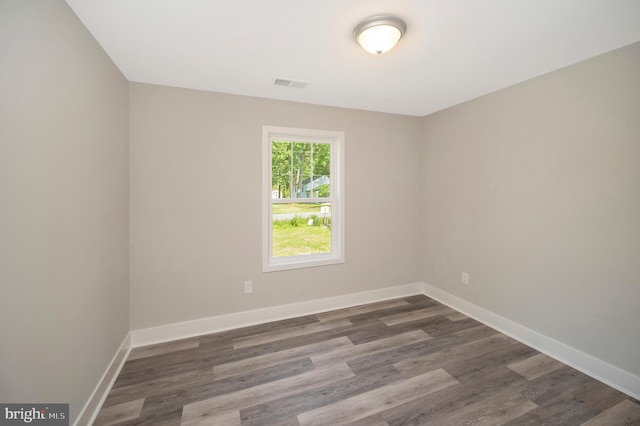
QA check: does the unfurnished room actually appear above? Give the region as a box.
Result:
[1,1,639,425]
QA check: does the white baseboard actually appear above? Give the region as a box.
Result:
[75,333,131,426]
[421,282,640,400]
[131,282,423,347]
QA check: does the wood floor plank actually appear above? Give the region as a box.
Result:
[246,418,299,426]
[455,324,500,342]
[521,365,595,406]
[393,333,512,378]
[581,399,640,426]
[403,295,435,304]
[113,342,274,389]
[239,363,404,426]
[101,365,215,408]
[213,336,352,380]
[296,368,458,426]
[315,299,410,322]
[380,367,527,426]
[347,335,462,375]
[311,329,431,366]
[128,407,183,426]
[507,352,565,380]
[345,414,389,426]
[503,393,601,426]
[128,338,201,361]
[182,410,241,426]
[93,397,145,426]
[572,380,632,411]
[340,298,439,326]
[380,305,456,326]
[181,362,354,425]
[433,382,539,426]
[139,358,315,418]
[232,318,352,349]
[445,311,468,321]
[109,347,302,409]
[345,316,444,345]
[443,338,538,382]
[419,315,483,338]
[268,318,387,352]
[198,315,320,346]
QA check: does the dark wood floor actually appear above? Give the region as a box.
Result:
[94,295,640,425]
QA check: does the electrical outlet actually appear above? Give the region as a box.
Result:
[244,280,253,293]
[461,272,470,285]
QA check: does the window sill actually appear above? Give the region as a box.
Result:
[263,254,344,272]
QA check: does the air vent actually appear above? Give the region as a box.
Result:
[274,78,309,89]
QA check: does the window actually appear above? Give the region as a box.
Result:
[262,126,344,272]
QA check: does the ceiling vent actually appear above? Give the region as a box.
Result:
[274,78,309,89]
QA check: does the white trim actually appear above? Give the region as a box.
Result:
[74,333,131,426]
[421,282,640,400]
[131,283,422,347]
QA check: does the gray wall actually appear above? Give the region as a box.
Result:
[0,1,129,422]
[421,42,640,375]
[129,83,423,329]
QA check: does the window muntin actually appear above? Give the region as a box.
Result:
[263,126,344,272]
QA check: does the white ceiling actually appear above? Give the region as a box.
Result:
[65,0,640,117]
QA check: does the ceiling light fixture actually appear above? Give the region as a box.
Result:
[354,15,406,55]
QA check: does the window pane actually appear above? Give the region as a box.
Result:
[291,142,307,198]
[272,202,332,257]
[311,142,331,198]
[272,141,292,198]
[272,141,331,199]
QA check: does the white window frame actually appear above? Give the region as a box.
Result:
[262,125,345,272]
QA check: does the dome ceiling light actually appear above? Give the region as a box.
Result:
[353,15,407,55]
